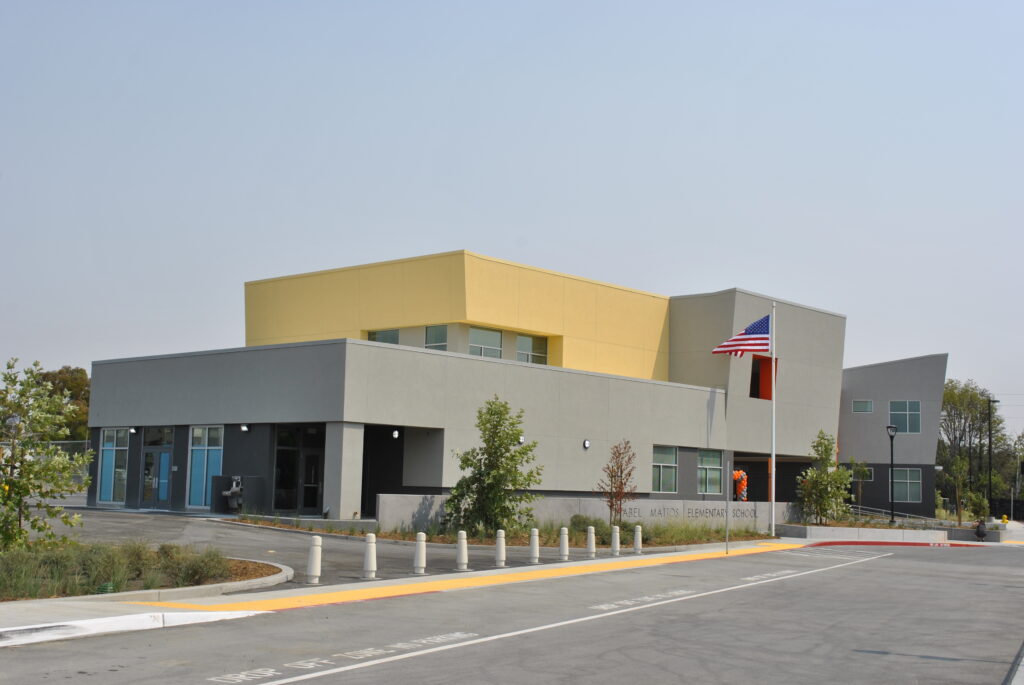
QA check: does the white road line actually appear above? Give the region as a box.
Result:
[249,553,892,685]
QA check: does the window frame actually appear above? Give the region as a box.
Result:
[186,425,224,509]
[368,329,399,345]
[651,446,678,494]
[852,400,874,414]
[889,400,921,434]
[850,466,875,482]
[425,325,448,351]
[515,335,548,365]
[469,327,503,358]
[891,467,922,503]
[698,449,723,495]
[98,427,130,504]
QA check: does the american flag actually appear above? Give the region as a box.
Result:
[712,315,771,357]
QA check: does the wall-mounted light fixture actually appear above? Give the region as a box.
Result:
[240,424,249,433]
[392,429,400,439]
[518,435,525,444]
[583,439,591,450]
[129,427,137,434]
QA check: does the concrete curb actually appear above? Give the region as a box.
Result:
[30,559,294,604]
[0,610,266,648]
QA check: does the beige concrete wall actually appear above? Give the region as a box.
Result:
[340,341,726,494]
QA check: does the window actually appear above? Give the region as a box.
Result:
[188,426,223,508]
[891,468,922,503]
[852,400,873,413]
[652,446,678,493]
[516,335,547,364]
[698,450,723,494]
[368,329,399,344]
[98,428,130,503]
[469,327,502,358]
[143,427,174,446]
[749,356,774,400]
[425,325,447,351]
[889,400,921,434]
[850,466,874,482]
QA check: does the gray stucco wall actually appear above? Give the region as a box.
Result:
[341,340,729,497]
[838,354,947,466]
[89,340,347,427]
[669,289,845,458]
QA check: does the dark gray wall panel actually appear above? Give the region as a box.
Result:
[89,341,346,427]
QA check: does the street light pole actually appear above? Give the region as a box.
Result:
[988,397,999,516]
[887,425,898,525]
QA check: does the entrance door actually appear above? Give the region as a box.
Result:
[273,425,325,515]
[141,449,172,509]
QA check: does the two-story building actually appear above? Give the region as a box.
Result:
[86,250,944,521]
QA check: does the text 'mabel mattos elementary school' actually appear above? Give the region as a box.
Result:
[86,250,946,525]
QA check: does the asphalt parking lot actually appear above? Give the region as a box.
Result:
[65,507,634,585]
[6,535,1024,684]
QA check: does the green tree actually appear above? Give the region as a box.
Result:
[39,366,90,441]
[796,430,852,525]
[2,359,93,550]
[846,456,871,506]
[942,455,970,525]
[444,396,544,534]
[938,379,1008,501]
[595,439,638,526]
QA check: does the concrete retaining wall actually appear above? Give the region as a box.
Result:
[377,494,795,532]
[776,524,948,543]
[943,527,1002,542]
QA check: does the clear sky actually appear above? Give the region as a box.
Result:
[2,3,1021,433]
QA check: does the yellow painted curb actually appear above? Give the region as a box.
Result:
[133,542,802,613]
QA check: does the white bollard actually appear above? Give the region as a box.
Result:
[529,528,540,564]
[306,535,322,584]
[413,532,427,575]
[611,525,620,556]
[495,530,506,568]
[456,530,469,571]
[559,527,569,561]
[634,525,643,555]
[363,533,377,580]
[586,526,596,559]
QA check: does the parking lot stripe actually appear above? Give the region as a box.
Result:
[134,542,803,613]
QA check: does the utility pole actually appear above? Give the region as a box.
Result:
[988,397,999,516]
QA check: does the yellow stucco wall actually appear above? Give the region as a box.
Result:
[245,250,670,380]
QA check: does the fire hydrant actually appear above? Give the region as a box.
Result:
[1001,514,1009,524]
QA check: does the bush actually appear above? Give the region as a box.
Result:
[0,542,234,600]
[967,491,990,520]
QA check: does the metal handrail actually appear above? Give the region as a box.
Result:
[848,504,952,528]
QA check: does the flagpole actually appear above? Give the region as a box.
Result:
[770,301,777,537]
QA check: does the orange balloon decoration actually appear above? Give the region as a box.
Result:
[733,470,748,502]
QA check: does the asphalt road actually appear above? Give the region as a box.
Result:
[6,540,1024,684]
[64,508,615,584]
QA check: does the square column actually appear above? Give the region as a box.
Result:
[323,422,364,520]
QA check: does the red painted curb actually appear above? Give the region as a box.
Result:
[805,540,977,549]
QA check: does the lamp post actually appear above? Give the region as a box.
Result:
[988,397,999,516]
[886,425,898,525]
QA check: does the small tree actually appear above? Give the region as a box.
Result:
[943,455,970,524]
[846,457,870,506]
[2,359,93,550]
[595,439,638,526]
[444,396,543,534]
[795,430,852,525]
